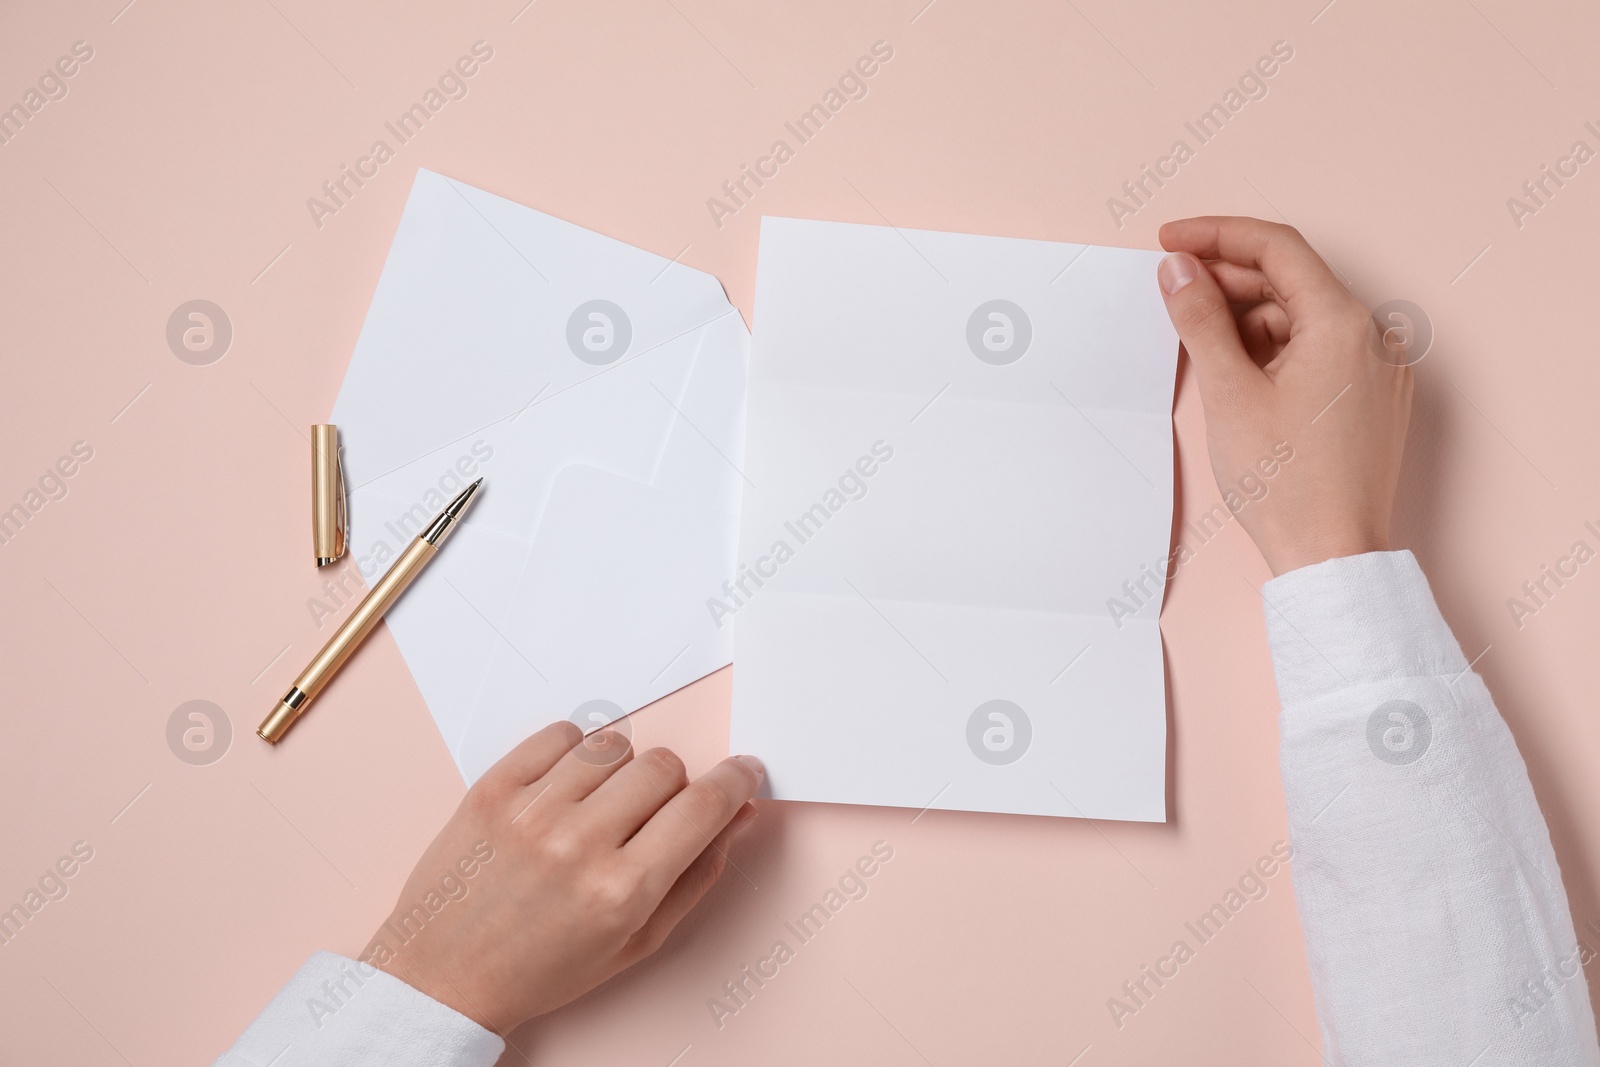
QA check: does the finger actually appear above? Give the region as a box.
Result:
[620,804,757,965]
[479,719,582,790]
[540,728,635,802]
[1159,217,1345,313]
[1207,261,1277,305]
[581,747,690,844]
[1157,253,1266,410]
[1238,301,1292,365]
[626,755,763,894]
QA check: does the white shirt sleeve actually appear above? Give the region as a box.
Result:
[1264,550,1600,1066]
[212,951,503,1067]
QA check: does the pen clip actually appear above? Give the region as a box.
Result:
[333,441,347,558]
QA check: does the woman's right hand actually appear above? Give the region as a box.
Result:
[1154,216,1414,576]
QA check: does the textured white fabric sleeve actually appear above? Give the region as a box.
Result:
[1264,550,1600,1067]
[212,951,504,1067]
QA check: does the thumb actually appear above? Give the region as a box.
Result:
[1157,253,1262,409]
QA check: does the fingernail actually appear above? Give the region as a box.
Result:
[1158,253,1198,295]
[734,754,765,779]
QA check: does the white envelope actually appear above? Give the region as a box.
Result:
[729,217,1178,823]
[331,169,748,782]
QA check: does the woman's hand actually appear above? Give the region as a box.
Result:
[365,721,762,1035]
[1156,216,1413,576]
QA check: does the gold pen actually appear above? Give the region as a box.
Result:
[258,478,483,744]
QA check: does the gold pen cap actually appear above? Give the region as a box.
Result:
[311,424,346,567]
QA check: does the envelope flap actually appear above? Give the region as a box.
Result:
[333,169,739,488]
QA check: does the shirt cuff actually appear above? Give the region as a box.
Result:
[214,951,504,1067]
[1260,550,1469,706]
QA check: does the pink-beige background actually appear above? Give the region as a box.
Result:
[2,0,1598,1063]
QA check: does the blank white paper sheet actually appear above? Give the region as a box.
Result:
[729,217,1179,822]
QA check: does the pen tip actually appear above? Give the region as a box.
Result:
[441,478,483,523]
